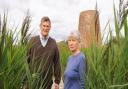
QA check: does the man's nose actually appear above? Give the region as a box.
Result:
[69,41,73,45]
[44,26,48,29]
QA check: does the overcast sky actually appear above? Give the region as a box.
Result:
[0,0,119,42]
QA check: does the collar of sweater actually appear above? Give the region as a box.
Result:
[39,33,49,40]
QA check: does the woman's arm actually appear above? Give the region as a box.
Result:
[79,57,86,89]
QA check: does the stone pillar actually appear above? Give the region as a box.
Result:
[78,10,102,48]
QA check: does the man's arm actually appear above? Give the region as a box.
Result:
[27,38,33,63]
[53,43,61,85]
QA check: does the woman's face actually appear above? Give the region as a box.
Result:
[67,37,79,53]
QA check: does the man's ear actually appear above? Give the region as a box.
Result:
[39,23,41,27]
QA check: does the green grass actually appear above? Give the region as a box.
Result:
[0,1,128,89]
[0,13,30,89]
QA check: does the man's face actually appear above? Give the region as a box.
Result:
[40,21,51,37]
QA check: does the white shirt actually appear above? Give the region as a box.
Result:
[39,34,49,47]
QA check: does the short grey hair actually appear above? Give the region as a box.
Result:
[40,16,51,24]
[67,30,81,42]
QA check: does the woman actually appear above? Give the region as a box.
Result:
[64,31,86,89]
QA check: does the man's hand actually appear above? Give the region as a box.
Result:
[54,83,59,89]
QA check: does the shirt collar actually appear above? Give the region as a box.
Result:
[39,33,49,40]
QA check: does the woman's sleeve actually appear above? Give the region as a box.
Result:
[79,56,86,89]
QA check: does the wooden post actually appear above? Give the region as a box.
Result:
[78,10,102,48]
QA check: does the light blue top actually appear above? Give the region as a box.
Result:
[64,52,86,89]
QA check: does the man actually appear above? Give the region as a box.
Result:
[26,16,61,89]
